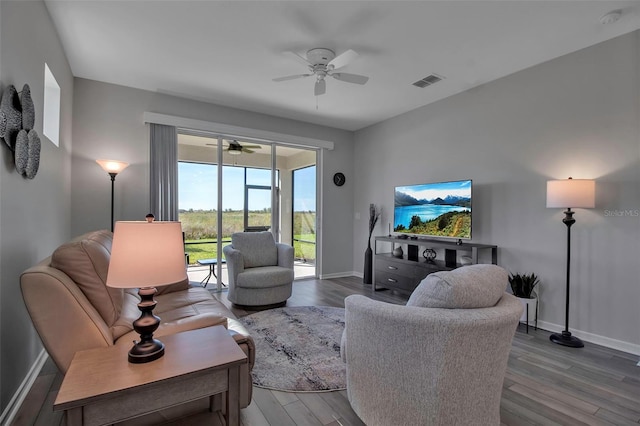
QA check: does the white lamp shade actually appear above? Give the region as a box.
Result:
[106,221,187,289]
[96,159,129,174]
[546,179,595,209]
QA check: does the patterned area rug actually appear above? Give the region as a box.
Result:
[238,306,346,392]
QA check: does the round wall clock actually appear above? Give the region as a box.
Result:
[333,172,346,186]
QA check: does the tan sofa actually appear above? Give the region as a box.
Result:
[20,230,254,408]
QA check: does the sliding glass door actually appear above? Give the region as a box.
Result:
[292,165,316,276]
[177,132,317,286]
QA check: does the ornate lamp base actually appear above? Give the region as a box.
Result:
[129,339,165,363]
[129,287,165,363]
[550,330,584,348]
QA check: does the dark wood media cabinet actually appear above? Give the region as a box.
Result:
[373,236,498,294]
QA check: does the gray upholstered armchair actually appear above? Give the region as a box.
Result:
[341,264,522,426]
[223,231,294,306]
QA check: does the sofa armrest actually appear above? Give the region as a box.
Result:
[227,317,255,408]
[227,318,255,368]
[276,243,294,269]
[21,265,114,374]
[223,245,244,286]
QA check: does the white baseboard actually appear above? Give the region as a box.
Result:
[537,320,640,356]
[0,350,48,426]
[320,271,360,280]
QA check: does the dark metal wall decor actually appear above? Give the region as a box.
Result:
[0,83,40,179]
[0,85,22,147]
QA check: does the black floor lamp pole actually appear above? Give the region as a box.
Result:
[550,208,584,348]
[109,172,116,233]
[96,160,129,233]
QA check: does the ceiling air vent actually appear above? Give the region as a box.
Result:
[412,74,444,88]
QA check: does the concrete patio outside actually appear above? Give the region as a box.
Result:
[187,260,316,289]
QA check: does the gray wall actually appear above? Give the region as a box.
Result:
[0,1,73,411]
[353,31,640,351]
[71,79,355,276]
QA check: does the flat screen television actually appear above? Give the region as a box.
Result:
[394,179,472,240]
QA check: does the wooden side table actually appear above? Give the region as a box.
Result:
[54,326,247,426]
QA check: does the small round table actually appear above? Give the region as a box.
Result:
[197,258,227,287]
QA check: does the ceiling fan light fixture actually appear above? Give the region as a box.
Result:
[228,149,242,155]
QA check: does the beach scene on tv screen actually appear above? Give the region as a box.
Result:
[394,180,471,239]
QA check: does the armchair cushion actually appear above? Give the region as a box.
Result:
[50,230,123,326]
[407,264,508,309]
[236,265,294,289]
[231,231,277,268]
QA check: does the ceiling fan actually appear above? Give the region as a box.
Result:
[273,48,369,96]
[206,140,261,155]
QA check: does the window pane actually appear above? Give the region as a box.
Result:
[178,162,216,211]
[293,165,316,262]
[43,63,60,146]
[222,166,244,211]
[246,167,271,186]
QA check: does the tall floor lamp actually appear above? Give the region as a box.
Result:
[96,159,129,232]
[546,177,595,348]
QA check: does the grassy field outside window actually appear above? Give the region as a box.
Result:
[181,210,315,264]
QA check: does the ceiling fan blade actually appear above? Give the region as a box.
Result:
[273,74,312,82]
[314,79,326,96]
[331,73,369,85]
[328,49,358,70]
[241,144,262,149]
[242,148,255,154]
[283,51,312,66]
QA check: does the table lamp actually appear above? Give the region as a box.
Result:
[546,177,595,348]
[106,221,188,363]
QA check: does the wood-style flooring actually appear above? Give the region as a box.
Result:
[11,276,640,426]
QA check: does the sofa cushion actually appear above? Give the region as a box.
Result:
[406,264,508,309]
[51,230,123,326]
[231,231,277,268]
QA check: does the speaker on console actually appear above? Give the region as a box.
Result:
[445,249,457,268]
[407,244,418,261]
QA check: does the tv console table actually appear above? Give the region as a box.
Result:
[373,236,498,294]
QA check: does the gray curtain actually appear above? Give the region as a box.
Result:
[149,123,178,221]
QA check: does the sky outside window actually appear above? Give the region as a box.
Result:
[179,162,278,211]
[294,166,316,212]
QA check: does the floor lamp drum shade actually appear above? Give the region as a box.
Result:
[546,179,595,209]
[546,177,595,348]
[107,221,188,362]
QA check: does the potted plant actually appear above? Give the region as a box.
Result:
[508,273,539,324]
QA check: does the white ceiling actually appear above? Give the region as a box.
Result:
[44,1,640,131]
